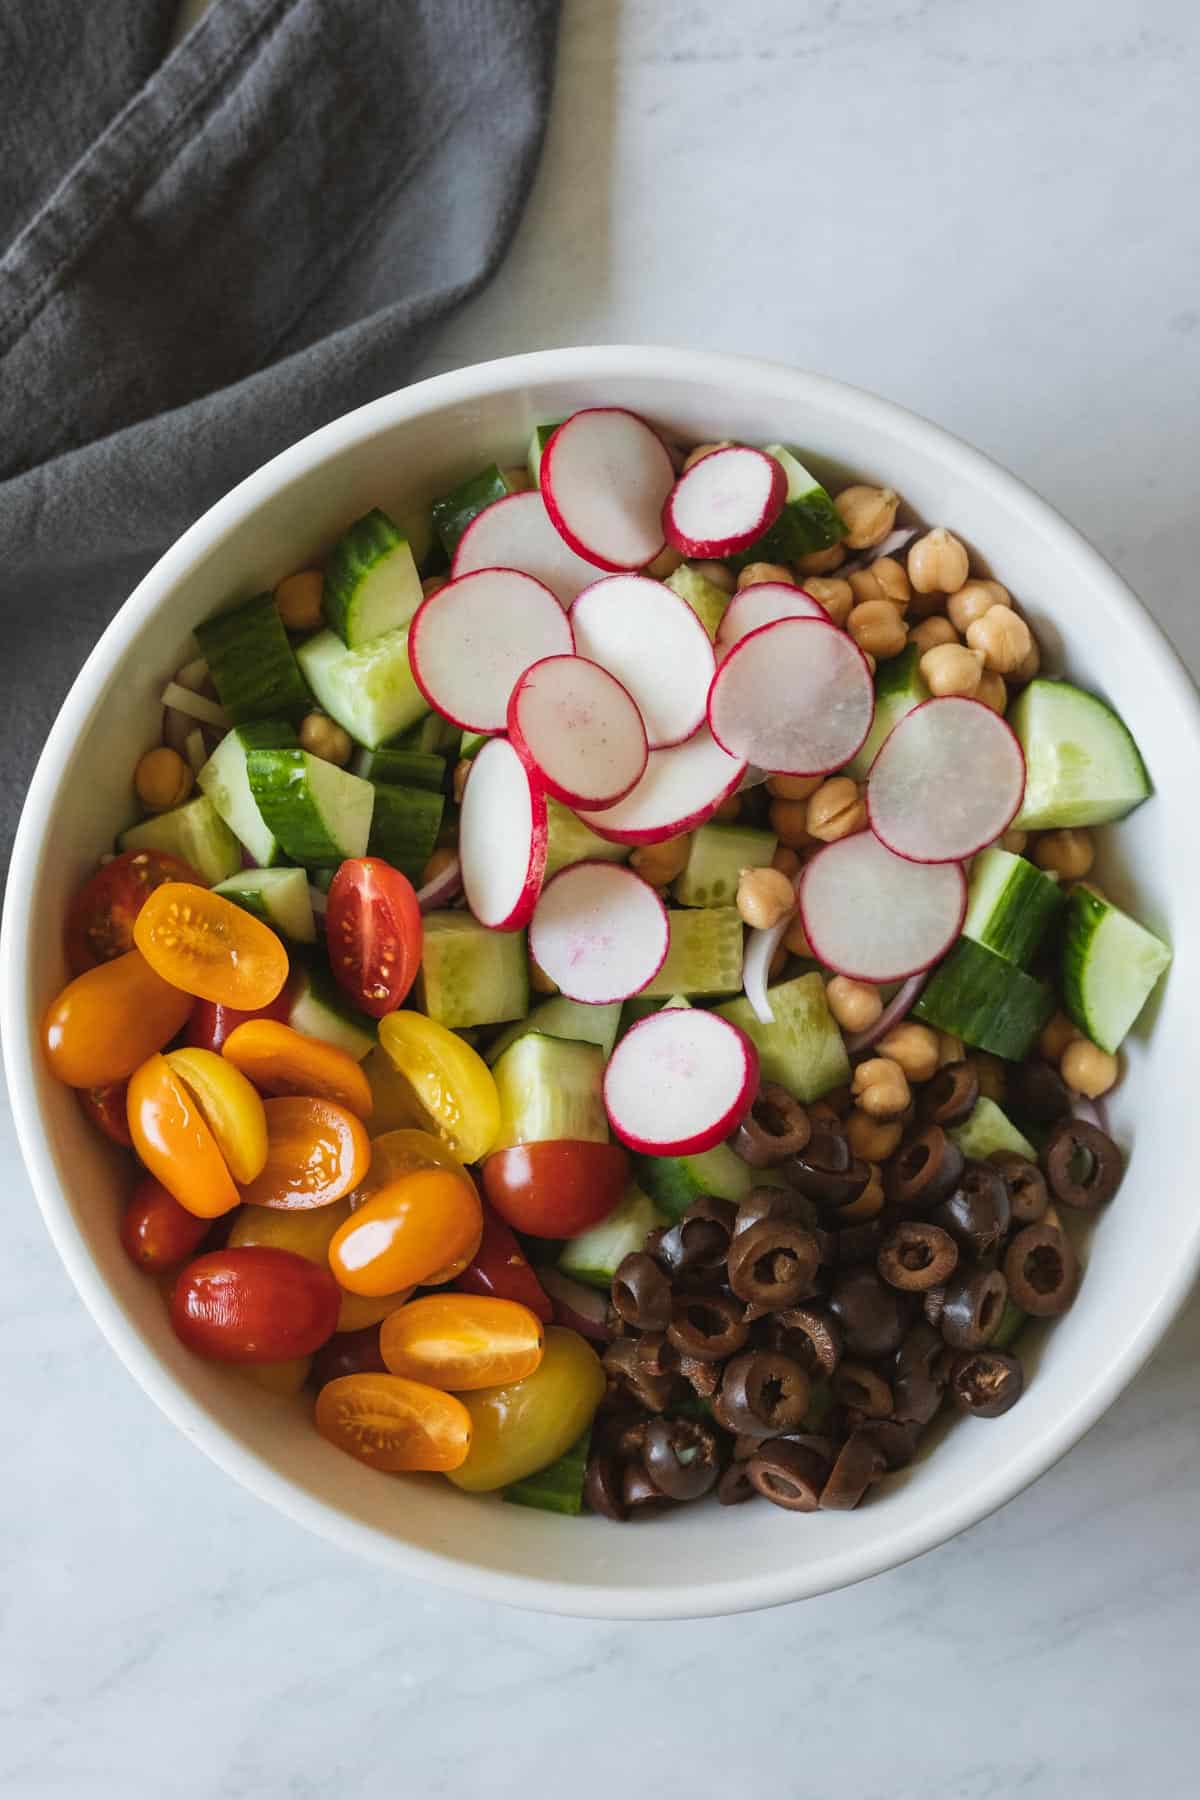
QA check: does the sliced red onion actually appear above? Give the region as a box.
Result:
[414,853,463,913]
[843,970,931,1055]
[184,727,207,773]
[161,681,230,729]
[741,873,802,1025]
[162,707,192,755]
[173,655,211,692]
[838,526,918,575]
[538,1266,612,1341]
[1071,1093,1112,1137]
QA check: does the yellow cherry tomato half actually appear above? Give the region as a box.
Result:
[346,1127,473,1210]
[379,1294,545,1391]
[164,1047,268,1184]
[328,1168,483,1297]
[240,1355,312,1396]
[315,1372,472,1471]
[360,1045,437,1134]
[237,1095,370,1210]
[376,1012,500,1165]
[132,882,289,1009]
[221,1020,373,1120]
[126,1053,240,1218]
[228,1201,413,1333]
[446,1326,605,1493]
[43,949,194,1088]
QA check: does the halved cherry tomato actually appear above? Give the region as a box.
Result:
[310,1323,388,1389]
[221,1020,373,1119]
[64,849,201,975]
[241,1356,312,1396]
[346,1127,473,1211]
[376,1012,500,1164]
[380,1295,544,1390]
[171,1247,341,1362]
[78,1080,133,1147]
[119,1174,209,1272]
[164,1047,268,1184]
[447,1326,605,1492]
[133,882,289,1009]
[44,951,194,1088]
[328,1168,483,1297]
[228,1200,413,1332]
[326,857,422,1019]
[453,1202,553,1323]
[315,1372,471,1471]
[237,1096,370,1210]
[481,1140,630,1238]
[127,1053,240,1218]
[360,1045,437,1133]
[184,990,292,1053]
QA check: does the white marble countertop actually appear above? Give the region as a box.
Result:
[4,2,1200,1793]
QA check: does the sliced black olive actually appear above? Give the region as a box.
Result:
[990,1151,1049,1225]
[641,1417,723,1501]
[666,1293,749,1362]
[677,1351,722,1399]
[877,1220,959,1291]
[634,1330,680,1378]
[923,1283,947,1329]
[781,1128,869,1209]
[931,1160,1011,1262]
[921,1060,980,1127]
[717,1461,757,1505]
[652,1195,737,1274]
[717,1350,811,1437]
[885,1125,965,1211]
[1004,1222,1079,1316]
[601,1338,677,1412]
[831,1360,893,1418]
[746,1440,830,1512]
[858,1418,919,1469]
[734,1184,819,1236]
[940,1266,1008,1350]
[584,1453,628,1520]
[1043,1117,1123,1211]
[732,1082,813,1166]
[835,1219,888,1266]
[770,1305,843,1378]
[828,1266,913,1358]
[726,1216,821,1308]
[949,1348,1024,1416]
[612,1251,673,1330]
[622,1462,673,1513]
[818,1429,888,1510]
[1010,1059,1072,1124]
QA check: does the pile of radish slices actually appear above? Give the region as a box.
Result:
[411,406,1026,1155]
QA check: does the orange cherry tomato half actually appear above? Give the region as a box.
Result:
[314,1372,471,1471]
[326,857,423,1019]
[481,1140,630,1238]
[127,1053,240,1219]
[132,882,289,1009]
[64,848,202,975]
[171,1247,341,1363]
[237,1096,370,1211]
[328,1168,483,1297]
[119,1174,210,1273]
[78,1080,133,1147]
[379,1295,545,1391]
[221,1020,373,1119]
[44,950,195,1088]
[184,989,293,1053]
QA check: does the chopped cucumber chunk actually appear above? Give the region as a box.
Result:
[962,848,1062,968]
[716,971,850,1101]
[844,644,927,780]
[246,749,374,867]
[486,996,622,1066]
[991,1299,1028,1352]
[296,626,427,749]
[491,1034,608,1150]
[674,823,777,908]
[558,1187,663,1286]
[322,508,422,648]
[118,794,241,885]
[1011,678,1151,829]
[1062,885,1171,1052]
[633,1141,753,1222]
[418,911,529,1030]
[288,962,377,1059]
[949,1097,1036,1163]
[914,938,1054,1060]
[392,712,462,757]
[213,866,317,943]
[194,593,311,723]
[431,463,529,558]
[665,563,731,640]
[544,797,630,878]
[197,720,297,867]
[351,746,446,791]
[640,906,743,997]
[504,1427,592,1516]
[526,421,564,486]
[730,445,845,567]
[366,781,444,881]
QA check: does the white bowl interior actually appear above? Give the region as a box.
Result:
[5,348,1198,1618]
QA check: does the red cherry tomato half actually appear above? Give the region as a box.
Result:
[120,1175,210,1273]
[170,1247,341,1363]
[453,1201,553,1322]
[64,849,201,975]
[310,1323,389,1389]
[326,857,422,1020]
[78,1080,133,1147]
[480,1140,630,1239]
[184,988,293,1053]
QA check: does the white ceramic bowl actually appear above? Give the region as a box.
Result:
[5,347,1198,1619]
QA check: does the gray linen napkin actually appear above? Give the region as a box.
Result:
[0,0,561,865]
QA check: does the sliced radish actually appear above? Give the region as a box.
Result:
[715,581,829,659]
[867,696,1026,863]
[459,738,547,930]
[408,568,573,733]
[577,727,746,845]
[541,408,676,572]
[663,446,787,558]
[570,574,715,749]
[707,617,874,775]
[507,655,648,810]
[603,1008,759,1155]
[529,861,669,1004]
[452,490,599,607]
[799,831,966,982]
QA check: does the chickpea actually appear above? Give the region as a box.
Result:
[452,758,472,805]
[529,955,559,996]
[966,606,1033,675]
[1032,828,1094,881]
[807,777,866,843]
[737,561,795,589]
[1012,634,1041,684]
[1061,1038,1119,1099]
[1039,1011,1081,1064]
[772,845,802,880]
[501,464,534,494]
[692,559,736,595]
[847,599,907,660]
[976,670,1009,714]
[848,557,911,611]
[644,544,683,580]
[936,1030,966,1067]
[826,975,883,1034]
[834,485,900,550]
[795,543,846,576]
[803,576,854,628]
[999,828,1028,855]
[907,615,959,657]
[876,1021,940,1082]
[683,441,731,471]
[845,1108,903,1162]
[784,914,814,957]
[769,798,816,850]
[947,578,1010,636]
[274,569,324,632]
[134,746,193,812]
[630,833,691,887]
[299,712,353,767]
[851,1056,911,1120]
[767,773,822,802]
[713,793,742,822]
[908,527,970,596]
[736,865,796,930]
[421,574,448,598]
[972,1053,1007,1103]
[919,642,984,698]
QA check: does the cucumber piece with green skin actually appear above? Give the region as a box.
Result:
[392,712,462,758]
[558,1187,664,1285]
[431,464,529,558]
[618,991,691,1037]
[486,996,622,1067]
[350,746,446,791]
[197,720,298,866]
[913,938,1054,1060]
[459,730,489,762]
[544,796,630,878]
[418,911,529,1030]
[665,563,731,640]
[729,445,846,568]
[296,626,427,749]
[365,782,444,881]
[961,848,1062,968]
[1062,885,1171,1052]
[639,906,744,998]
[491,1034,608,1150]
[1010,678,1151,829]
[213,867,317,943]
[322,508,423,648]
[633,1141,753,1222]
[194,593,311,723]
[527,421,565,486]
[673,823,777,908]
[990,1298,1028,1353]
[246,749,374,867]
[288,962,377,1059]
[949,1097,1037,1162]
[843,644,928,781]
[503,1426,592,1515]
[118,795,242,885]
[716,971,850,1102]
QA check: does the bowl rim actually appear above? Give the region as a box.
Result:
[6,344,1200,1619]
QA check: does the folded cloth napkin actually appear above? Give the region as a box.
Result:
[0,0,560,866]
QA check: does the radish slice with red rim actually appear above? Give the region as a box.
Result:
[408,568,573,733]
[603,1008,760,1156]
[570,574,715,749]
[867,696,1026,863]
[507,654,648,810]
[799,831,966,983]
[460,739,548,930]
[451,490,598,607]
[707,616,875,775]
[577,726,746,845]
[529,861,670,1004]
[541,407,676,572]
[663,446,787,558]
[715,581,829,659]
